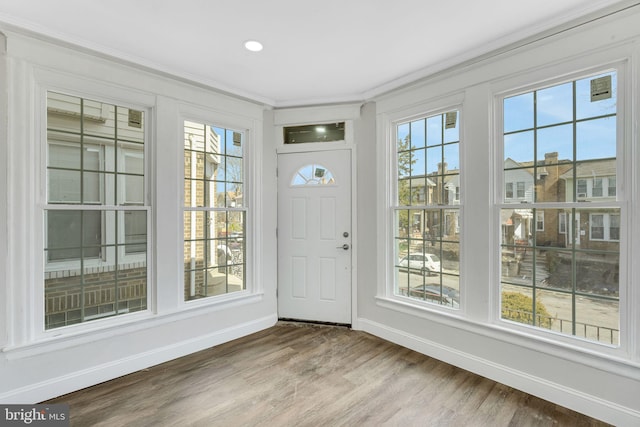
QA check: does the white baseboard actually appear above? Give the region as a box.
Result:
[358,318,640,427]
[1,314,277,404]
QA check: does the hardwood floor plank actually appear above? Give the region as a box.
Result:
[46,322,611,426]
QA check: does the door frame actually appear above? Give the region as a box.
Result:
[276,142,357,327]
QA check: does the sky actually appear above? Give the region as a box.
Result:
[503,71,617,164]
[397,71,617,174]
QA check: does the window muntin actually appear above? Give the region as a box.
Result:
[45,92,148,330]
[291,164,335,186]
[394,110,460,309]
[184,121,245,301]
[499,71,620,346]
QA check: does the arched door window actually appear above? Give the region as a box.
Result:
[291,164,335,186]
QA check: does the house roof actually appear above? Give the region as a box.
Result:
[559,159,616,179]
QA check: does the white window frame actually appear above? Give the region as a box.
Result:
[505,182,514,199]
[592,178,604,197]
[577,179,588,198]
[558,212,567,234]
[177,105,258,309]
[494,60,629,354]
[607,176,617,197]
[381,94,464,313]
[589,213,620,242]
[536,211,544,231]
[34,81,155,341]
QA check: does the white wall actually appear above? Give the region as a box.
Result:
[0,32,278,403]
[2,5,640,426]
[356,6,640,426]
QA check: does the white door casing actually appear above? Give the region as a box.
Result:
[277,150,352,324]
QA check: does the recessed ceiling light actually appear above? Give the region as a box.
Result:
[244,40,263,52]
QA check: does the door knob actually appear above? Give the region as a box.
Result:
[337,244,350,250]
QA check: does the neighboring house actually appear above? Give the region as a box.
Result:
[400,162,460,241]
[559,158,619,251]
[502,152,575,246]
[501,152,618,251]
[504,158,535,203]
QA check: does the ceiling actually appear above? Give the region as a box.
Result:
[0,0,631,107]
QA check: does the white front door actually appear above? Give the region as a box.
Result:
[277,149,352,324]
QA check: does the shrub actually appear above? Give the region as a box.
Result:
[501,291,553,328]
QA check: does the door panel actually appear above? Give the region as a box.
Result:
[277,150,351,324]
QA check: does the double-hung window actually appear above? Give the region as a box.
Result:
[394,110,461,309]
[183,121,245,301]
[45,92,148,329]
[499,69,621,345]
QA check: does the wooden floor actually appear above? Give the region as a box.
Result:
[48,322,610,426]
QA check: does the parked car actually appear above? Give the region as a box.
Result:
[399,253,441,275]
[404,285,459,308]
[229,232,243,242]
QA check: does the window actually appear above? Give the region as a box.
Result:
[608,177,616,197]
[590,214,605,239]
[505,182,514,198]
[536,211,544,231]
[558,212,567,234]
[284,122,345,144]
[184,121,245,301]
[590,213,620,241]
[291,164,335,186]
[394,110,460,309]
[45,92,148,329]
[577,179,588,197]
[516,182,525,198]
[610,214,620,241]
[500,70,620,345]
[592,178,603,197]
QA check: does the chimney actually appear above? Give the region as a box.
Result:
[544,152,558,165]
[438,162,448,175]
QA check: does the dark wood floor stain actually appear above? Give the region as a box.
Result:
[47,322,611,426]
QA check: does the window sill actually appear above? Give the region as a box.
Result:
[2,292,264,360]
[375,295,640,380]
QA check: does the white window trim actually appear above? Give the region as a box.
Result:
[31,77,156,343]
[559,212,567,234]
[505,182,514,199]
[516,181,526,199]
[536,211,544,231]
[592,178,604,198]
[177,104,261,310]
[379,93,465,313]
[493,58,630,355]
[589,213,620,242]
